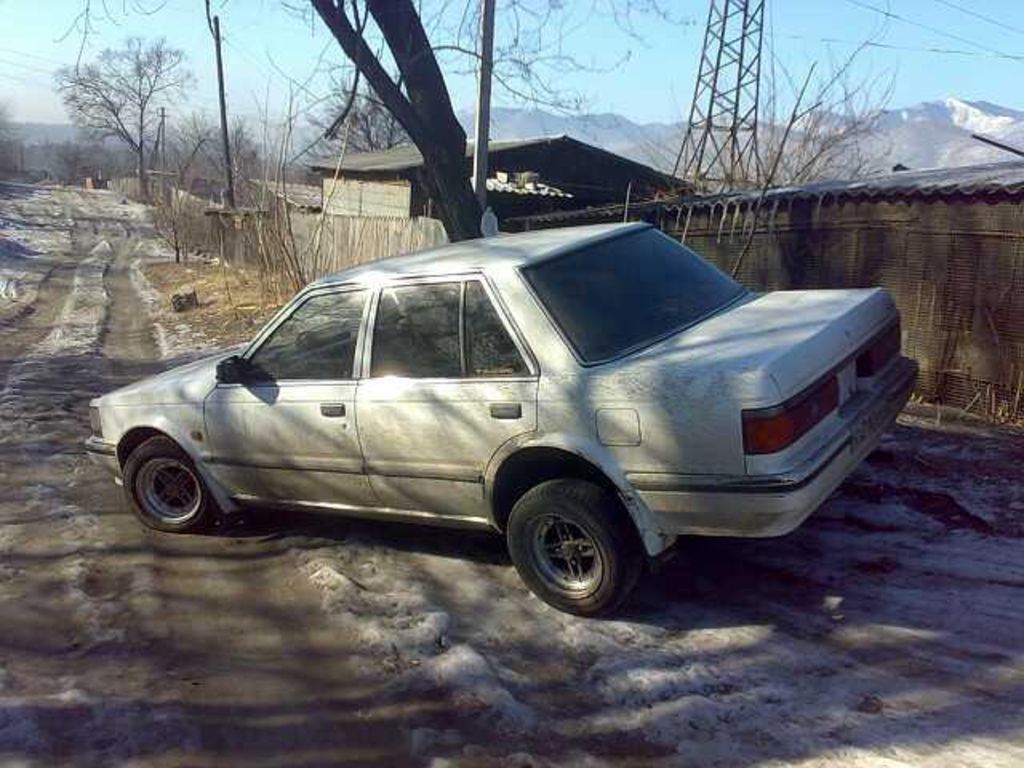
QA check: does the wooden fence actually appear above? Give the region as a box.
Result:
[517,195,1024,423]
[664,198,1024,422]
[207,205,447,285]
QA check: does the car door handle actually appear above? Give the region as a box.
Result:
[489,402,522,420]
[320,403,346,418]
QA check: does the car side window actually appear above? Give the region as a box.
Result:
[248,290,366,381]
[465,281,528,377]
[371,283,461,378]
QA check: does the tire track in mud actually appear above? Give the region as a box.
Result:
[0,232,123,756]
[0,216,204,763]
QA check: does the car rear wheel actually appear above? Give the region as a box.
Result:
[123,436,211,533]
[507,479,643,616]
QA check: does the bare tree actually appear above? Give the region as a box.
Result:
[200,119,263,206]
[0,103,19,176]
[60,2,680,236]
[310,2,483,240]
[167,114,217,188]
[54,141,92,184]
[758,52,893,185]
[0,102,12,142]
[152,117,216,263]
[55,38,192,200]
[308,1,677,241]
[313,80,408,155]
[228,121,263,195]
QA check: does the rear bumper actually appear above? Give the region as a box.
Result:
[631,356,918,537]
[85,435,121,480]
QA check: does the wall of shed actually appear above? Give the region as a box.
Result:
[322,177,412,217]
[648,197,1024,422]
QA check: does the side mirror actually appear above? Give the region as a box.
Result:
[215,355,250,384]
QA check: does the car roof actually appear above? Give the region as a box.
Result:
[314,221,650,286]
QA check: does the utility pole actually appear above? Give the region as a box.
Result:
[158,106,167,201]
[206,0,235,209]
[674,0,765,191]
[471,0,496,210]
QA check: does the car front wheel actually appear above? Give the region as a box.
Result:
[507,479,643,616]
[123,436,211,533]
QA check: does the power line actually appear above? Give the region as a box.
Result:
[0,71,51,87]
[0,56,56,76]
[0,46,69,67]
[776,32,1024,62]
[928,0,1024,39]
[844,0,1024,63]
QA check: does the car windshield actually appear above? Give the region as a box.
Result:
[523,227,746,363]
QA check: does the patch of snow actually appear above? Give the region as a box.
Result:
[125,242,1018,764]
[405,644,537,731]
[299,554,452,660]
[943,97,1017,136]
[34,248,110,357]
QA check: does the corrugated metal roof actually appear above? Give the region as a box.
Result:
[736,160,1024,203]
[311,136,574,174]
[485,177,572,197]
[511,159,1024,226]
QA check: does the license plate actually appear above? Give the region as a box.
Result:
[851,397,897,452]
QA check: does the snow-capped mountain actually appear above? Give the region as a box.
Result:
[867,97,1024,170]
[888,97,1024,136]
[459,97,1024,175]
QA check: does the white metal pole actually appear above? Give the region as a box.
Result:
[472,0,496,209]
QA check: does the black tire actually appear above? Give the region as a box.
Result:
[122,436,212,533]
[507,479,643,616]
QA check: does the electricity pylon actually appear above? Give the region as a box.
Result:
[673,0,765,190]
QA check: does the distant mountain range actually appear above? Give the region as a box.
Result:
[15,97,1024,179]
[10,122,84,145]
[458,98,1024,175]
[456,107,681,171]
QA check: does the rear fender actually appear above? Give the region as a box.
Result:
[485,432,675,556]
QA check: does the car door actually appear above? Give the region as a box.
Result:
[356,277,538,522]
[203,286,377,508]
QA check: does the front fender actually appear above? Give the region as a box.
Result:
[484,432,675,556]
[107,405,238,515]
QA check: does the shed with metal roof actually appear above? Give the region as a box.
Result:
[310,135,679,222]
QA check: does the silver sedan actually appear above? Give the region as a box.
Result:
[87,222,916,615]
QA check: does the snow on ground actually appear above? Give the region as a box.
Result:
[0,188,193,757]
[0,183,150,320]
[0,235,117,732]
[76,191,1024,765]
[0,183,72,313]
[290,411,1024,766]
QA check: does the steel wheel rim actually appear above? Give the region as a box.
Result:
[136,458,201,523]
[530,514,604,597]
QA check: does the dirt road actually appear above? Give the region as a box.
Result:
[1,185,1022,767]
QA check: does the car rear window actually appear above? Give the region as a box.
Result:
[522,227,746,363]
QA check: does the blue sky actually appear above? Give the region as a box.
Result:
[1,0,1024,126]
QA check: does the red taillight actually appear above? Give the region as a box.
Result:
[742,375,839,455]
[857,322,901,377]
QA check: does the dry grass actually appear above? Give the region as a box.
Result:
[141,260,291,347]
